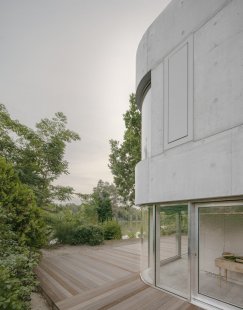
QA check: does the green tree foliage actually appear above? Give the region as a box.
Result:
[102,221,122,240]
[109,94,141,207]
[81,202,98,224]
[49,181,124,243]
[0,104,80,207]
[80,180,122,221]
[92,180,113,223]
[0,157,46,248]
[0,157,45,309]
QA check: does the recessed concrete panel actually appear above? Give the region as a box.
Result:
[168,43,188,142]
[194,0,243,140]
[164,36,193,149]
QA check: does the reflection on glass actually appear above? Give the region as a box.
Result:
[140,206,154,284]
[157,205,189,298]
[198,205,243,308]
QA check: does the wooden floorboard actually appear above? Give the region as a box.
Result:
[36,240,202,310]
[57,274,139,310]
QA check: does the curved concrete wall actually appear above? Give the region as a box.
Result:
[135,0,243,205]
[136,0,231,88]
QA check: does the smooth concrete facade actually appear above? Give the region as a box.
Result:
[135,0,243,205]
[136,1,243,309]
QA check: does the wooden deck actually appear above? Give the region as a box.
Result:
[36,240,201,310]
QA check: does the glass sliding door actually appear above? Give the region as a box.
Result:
[156,205,189,298]
[196,202,243,309]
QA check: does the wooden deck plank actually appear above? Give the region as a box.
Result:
[113,244,141,256]
[54,253,120,281]
[43,256,103,291]
[82,249,140,273]
[68,278,147,310]
[97,249,141,266]
[65,254,131,280]
[109,287,173,310]
[95,248,140,263]
[57,274,139,310]
[39,260,87,293]
[35,266,73,302]
[57,255,114,286]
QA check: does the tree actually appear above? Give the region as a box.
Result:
[0,156,46,248]
[0,156,45,309]
[92,180,113,223]
[0,104,80,208]
[109,94,141,207]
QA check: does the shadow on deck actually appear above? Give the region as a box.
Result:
[36,239,201,310]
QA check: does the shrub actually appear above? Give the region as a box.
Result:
[103,221,122,240]
[54,222,104,246]
[53,221,76,244]
[127,231,136,239]
[0,250,39,310]
[72,225,104,246]
[0,220,39,310]
[160,226,176,236]
[0,157,44,309]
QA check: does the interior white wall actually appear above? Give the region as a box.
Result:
[199,212,243,284]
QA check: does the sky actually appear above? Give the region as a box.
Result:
[0,0,171,200]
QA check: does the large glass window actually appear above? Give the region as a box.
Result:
[198,204,243,308]
[156,205,189,298]
[140,206,154,285]
[139,202,243,309]
[141,88,151,160]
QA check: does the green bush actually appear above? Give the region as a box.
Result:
[0,157,46,309]
[0,250,39,310]
[53,221,76,244]
[103,221,122,240]
[0,220,39,310]
[42,206,87,244]
[160,226,176,236]
[54,222,104,246]
[127,231,136,239]
[72,225,104,246]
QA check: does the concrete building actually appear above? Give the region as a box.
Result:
[135,0,243,309]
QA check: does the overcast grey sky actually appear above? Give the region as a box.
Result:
[0,0,171,199]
